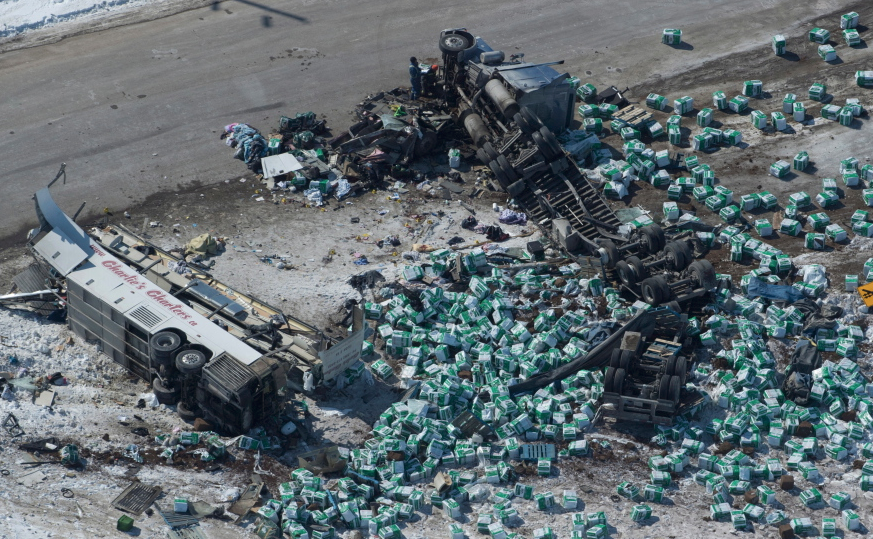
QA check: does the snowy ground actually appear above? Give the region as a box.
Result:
[0,0,214,50]
[1,0,151,38]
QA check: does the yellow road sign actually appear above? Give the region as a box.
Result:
[858,282,873,307]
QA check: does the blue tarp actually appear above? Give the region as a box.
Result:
[746,276,804,302]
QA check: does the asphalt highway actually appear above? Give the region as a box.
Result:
[0,0,856,240]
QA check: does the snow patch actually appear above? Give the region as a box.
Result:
[0,0,154,38]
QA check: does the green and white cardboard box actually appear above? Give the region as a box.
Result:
[843,509,860,530]
[854,221,873,237]
[841,156,859,173]
[769,160,790,177]
[805,232,826,250]
[754,219,772,236]
[779,218,801,236]
[742,80,763,97]
[826,224,847,241]
[772,35,786,55]
[844,29,861,46]
[674,96,694,114]
[729,95,749,112]
[631,504,652,521]
[646,93,668,110]
[841,11,859,29]
[662,28,682,45]
[793,101,805,121]
[792,152,809,170]
[809,82,827,100]
[740,193,760,210]
[822,104,841,120]
[856,70,873,87]
[788,191,810,206]
[816,191,839,207]
[839,107,854,126]
[782,93,796,113]
[751,111,768,129]
[771,112,787,130]
[809,27,830,43]
[818,45,836,61]
[579,82,597,99]
[692,134,711,150]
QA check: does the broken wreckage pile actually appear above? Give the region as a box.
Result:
[236,227,872,539]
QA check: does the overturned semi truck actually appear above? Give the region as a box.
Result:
[438,29,716,306]
[9,180,357,434]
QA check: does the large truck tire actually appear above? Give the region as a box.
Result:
[175,349,207,376]
[439,32,473,54]
[153,378,180,405]
[177,401,198,421]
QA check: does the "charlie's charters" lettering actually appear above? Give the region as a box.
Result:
[101,260,147,290]
[146,290,196,325]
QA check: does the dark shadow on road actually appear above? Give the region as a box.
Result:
[235,0,309,22]
[670,42,694,51]
[212,0,309,22]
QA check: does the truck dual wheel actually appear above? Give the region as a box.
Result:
[513,112,536,135]
[150,331,182,355]
[609,349,622,369]
[439,32,473,54]
[175,349,207,375]
[153,378,180,405]
[538,126,563,160]
[477,148,490,165]
[664,242,688,271]
[668,374,681,403]
[664,355,678,376]
[639,225,666,255]
[627,256,647,281]
[604,366,616,392]
[489,160,510,189]
[616,260,637,287]
[520,107,544,131]
[532,129,562,162]
[676,240,693,267]
[658,375,672,400]
[613,368,626,395]
[482,142,499,162]
[619,350,635,371]
[608,350,634,372]
[496,155,518,182]
[689,259,717,290]
[599,240,620,268]
[150,331,183,367]
[675,356,688,386]
[177,401,198,421]
[641,276,671,306]
[531,131,549,160]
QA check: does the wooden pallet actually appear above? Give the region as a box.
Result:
[111,482,162,516]
[611,105,652,128]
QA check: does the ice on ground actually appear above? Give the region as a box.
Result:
[0,0,154,38]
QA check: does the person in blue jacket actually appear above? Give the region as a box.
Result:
[409,57,422,101]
